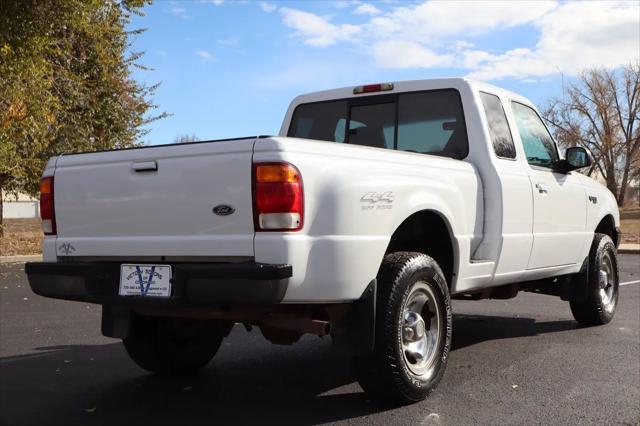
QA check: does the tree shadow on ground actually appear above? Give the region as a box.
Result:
[0,314,579,425]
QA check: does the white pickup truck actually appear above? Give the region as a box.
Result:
[26,78,621,404]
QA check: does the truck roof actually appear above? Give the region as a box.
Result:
[279,77,536,136]
[289,77,529,107]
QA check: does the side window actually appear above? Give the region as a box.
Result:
[397,90,468,159]
[511,102,559,168]
[480,92,516,159]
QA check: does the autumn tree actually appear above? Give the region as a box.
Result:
[543,64,640,206]
[0,0,166,234]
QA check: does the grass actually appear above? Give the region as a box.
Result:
[1,209,639,256]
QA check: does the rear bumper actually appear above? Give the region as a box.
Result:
[25,262,291,306]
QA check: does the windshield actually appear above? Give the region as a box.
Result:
[287,89,469,160]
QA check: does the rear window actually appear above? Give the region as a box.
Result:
[397,91,467,158]
[287,101,347,143]
[287,89,468,160]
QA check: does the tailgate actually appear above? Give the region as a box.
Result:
[53,138,256,258]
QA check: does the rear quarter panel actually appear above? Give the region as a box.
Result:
[253,137,481,302]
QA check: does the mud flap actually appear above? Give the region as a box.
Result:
[561,258,589,302]
[101,306,131,338]
[331,280,376,356]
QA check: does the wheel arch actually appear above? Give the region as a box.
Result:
[385,210,457,288]
[595,214,619,247]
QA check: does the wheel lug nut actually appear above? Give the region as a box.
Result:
[403,326,415,341]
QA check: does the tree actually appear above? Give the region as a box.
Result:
[174,133,200,143]
[0,0,167,234]
[543,64,640,206]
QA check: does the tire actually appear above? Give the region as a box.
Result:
[354,252,452,404]
[570,233,619,326]
[123,315,224,374]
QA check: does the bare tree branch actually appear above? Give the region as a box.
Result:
[542,64,640,206]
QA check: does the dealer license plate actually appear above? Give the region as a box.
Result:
[119,264,172,297]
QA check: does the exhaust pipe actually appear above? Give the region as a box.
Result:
[134,307,332,337]
[262,317,332,337]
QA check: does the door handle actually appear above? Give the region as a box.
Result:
[132,161,158,172]
[535,183,548,194]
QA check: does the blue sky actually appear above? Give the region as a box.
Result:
[127,1,640,145]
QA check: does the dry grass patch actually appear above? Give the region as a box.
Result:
[0,219,42,256]
[620,207,639,244]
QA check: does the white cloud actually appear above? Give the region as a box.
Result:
[372,40,452,68]
[260,1,277,13]
[277,0,639,80]
[467,1,640,80]
[212,0,223,5]
[353,3,381,15]
[280,8,361,47]
[334,1,360,9]
[196,50,214,61]
[369,0,556,40]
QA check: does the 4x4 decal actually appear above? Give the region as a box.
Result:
[361,191,394,210]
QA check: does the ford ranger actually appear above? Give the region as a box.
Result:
[25,78,621,404]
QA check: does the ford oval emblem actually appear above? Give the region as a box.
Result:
[213,205,235,216]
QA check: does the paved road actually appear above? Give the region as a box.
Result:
[1,255,638,425]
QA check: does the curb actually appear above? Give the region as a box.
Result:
[0,255,42,264]
[618,244,640,254]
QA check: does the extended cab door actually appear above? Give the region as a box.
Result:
[510,102,588,269]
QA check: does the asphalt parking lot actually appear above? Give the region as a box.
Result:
[1,254,638,425]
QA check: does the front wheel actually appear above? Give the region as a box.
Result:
[123,315,225,374]
[570,233,619,326]
[354,252,452,404]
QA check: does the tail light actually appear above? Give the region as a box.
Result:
[253,162,303,231]
[40,176,56,235]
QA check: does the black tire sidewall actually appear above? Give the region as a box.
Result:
[394,265,451,392]
[124,315,223,374]
[375,253,452,401]
[570,234,620,326]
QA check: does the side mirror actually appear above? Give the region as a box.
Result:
[554,147,591,172]
[565,146,591,169]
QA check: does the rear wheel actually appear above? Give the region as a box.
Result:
[123,315,225,374]
[354,252,452,404]
[570,233,619,326]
